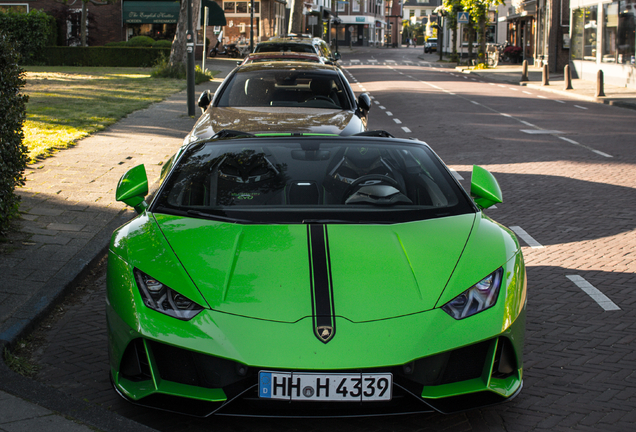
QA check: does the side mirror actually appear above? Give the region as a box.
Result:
[197,90,213,112]
[116,164,149,214]
[470,165,502,210]
[357,93,371,112]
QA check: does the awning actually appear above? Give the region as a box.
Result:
[201,0,227,26]
[123,1,180,24]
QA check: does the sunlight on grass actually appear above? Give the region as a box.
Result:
[23,66,188,162]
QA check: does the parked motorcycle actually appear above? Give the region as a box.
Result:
[209,41,240,58]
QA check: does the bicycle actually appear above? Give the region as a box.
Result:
[486,43,500,67]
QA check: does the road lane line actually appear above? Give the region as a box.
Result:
[509,226,544,249]
[402,127,412,133]
[520,120,537,127]
[574,105,588,109]
[555,100,565,103]
[393,118,402,124]
[566,275,621,311]
[558,137,613,158]
[522,91,532,95]
[386,111,393,116]
[537,95,547,99]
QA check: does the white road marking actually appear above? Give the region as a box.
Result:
[350,59,361,63]
[509,226,544,249]
[520,120,537,127]
[373,100,380,105]
[368,59,378,63]
[566,275,621,311]
[379,105,386,109]
[470,101,481,105]
[386,111,393,116]
[393,118,402,124]
[521,129,563,134]
[449,169,464,180]
[402,126,412,133]
[558,137,613,158]
[498,85,506,88]
[522,91,532,95]
[509,87,519,91]
[575,105,588,109]
[537,95,547,99]
[555,100,565,103]
[500,113,512,117]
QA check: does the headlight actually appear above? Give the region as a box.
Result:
[441,268,503,320]
[134,269,204,320]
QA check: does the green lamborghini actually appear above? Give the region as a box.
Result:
[107,132,526,417]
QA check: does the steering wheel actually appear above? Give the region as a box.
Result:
[306,95,335,103]
[342,174,403,204]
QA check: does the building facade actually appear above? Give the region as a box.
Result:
[569,0,636,87]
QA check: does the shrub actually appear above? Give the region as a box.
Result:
[0,9,56,64]
[152,39,173,48]
[105,41,127,47]
[0,32,29,234]
[126,36,156,47]
[151,53,213,84]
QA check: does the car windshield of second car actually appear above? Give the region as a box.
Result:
[215,69,350,109]
[152,139,475,224]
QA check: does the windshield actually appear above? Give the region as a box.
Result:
[255,43,317,54]
[152,138,474,224]
[216,69,350,109]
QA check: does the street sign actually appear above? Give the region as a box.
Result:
[457,12,469,24]
[348,26,354,33]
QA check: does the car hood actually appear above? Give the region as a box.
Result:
[186,107,363,142]
[153,213,476,323]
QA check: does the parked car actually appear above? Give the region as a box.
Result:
[254,36,341,66]
[185,62,371,143]
[239,52,324,66]
[424,38,437,53]
[108,132,527,417]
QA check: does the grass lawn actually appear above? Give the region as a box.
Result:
[22,66,215,163]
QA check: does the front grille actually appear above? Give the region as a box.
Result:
[400,340,491,386]
[148,340,251,392]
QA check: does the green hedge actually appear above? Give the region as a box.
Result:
[41,47,172,67]
[0,9,56,64]
[0,32,29,234]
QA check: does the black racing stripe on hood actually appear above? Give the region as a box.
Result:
[308,224,336,343]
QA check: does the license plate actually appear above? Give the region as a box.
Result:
[258,371,392,401]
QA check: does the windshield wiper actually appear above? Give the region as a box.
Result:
[186,210,252,224]
[302,219,355,224]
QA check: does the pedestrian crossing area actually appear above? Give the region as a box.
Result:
[345,60,435,67]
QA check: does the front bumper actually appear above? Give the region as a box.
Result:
[107,308,525,417]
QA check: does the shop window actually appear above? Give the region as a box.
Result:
[0,4,28,13]
[571,6,598,61]
[616,1,635,64]
[224,2,235,13]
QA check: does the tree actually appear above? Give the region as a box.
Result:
[460,0,505,64]
[169,0,202,67]
[440,0,463,62]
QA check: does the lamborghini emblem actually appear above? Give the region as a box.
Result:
[317,326,334,342]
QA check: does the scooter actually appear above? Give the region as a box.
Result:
[209,41,240,58]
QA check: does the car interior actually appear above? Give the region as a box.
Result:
[160,143,460,211]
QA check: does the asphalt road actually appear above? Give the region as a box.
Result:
[24,49,636,431]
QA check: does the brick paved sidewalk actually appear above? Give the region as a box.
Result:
[0,59,237,432]
[456,64,636,109]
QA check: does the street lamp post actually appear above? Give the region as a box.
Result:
[186,0,195,116]
[250,1,254,52]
